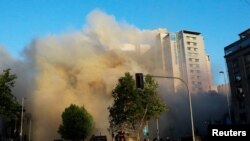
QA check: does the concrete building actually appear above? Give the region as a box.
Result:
[224,28,250,124]
[154,30,213,94]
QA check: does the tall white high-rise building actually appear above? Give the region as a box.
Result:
[154,30,213,94]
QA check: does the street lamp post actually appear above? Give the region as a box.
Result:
[29,119,32,141]
[20,97,26,141]
[150,75,195,141]
[156,118,159,140]
[135,73,196,141]
[219,71,232,124]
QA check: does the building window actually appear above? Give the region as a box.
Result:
[195,64,199,68]
[234,73,242,82]
[232,59,239,69]
[198,82,202,85]
[237,87,244,94]
[196,70,200,73]
[189,58,192,61]
[245,54,250,64]
[236,86,245,101]
[190,64,199,68]
[188,52,198,57]
[187,36,196,40]
[187,47,198,51]
[195,59,199,62]
[187,41,197,46]
[247,67,250,80]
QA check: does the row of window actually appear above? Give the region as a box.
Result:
[236,85,246,101]
[232,57,250,82]
[192,81,202,85]
[187,47,198,51]
[190,64,200,68]
[232,59,241,83]
[192,87,203,91]
[190,69,201,73]
[186,36,197,40]
[187,41,197,46]
[232,59,247,111]
[190,75,200,79]
[232,54,250,70]
[188,52,199,58]
[189,58,199,62]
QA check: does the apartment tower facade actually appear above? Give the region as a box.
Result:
[155,30,212,94]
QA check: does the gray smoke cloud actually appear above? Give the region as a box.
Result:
[0,46,34,103]
[11,9,161,140]
[0,9,228,141]
[147,82,228,139]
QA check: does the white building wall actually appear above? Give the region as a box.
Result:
[141,29,213,94]
[156,30,213,94]
[179,31,212,94]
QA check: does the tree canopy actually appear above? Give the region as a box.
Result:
[108,72,167,135]
[0,68,20,119]
[58,104,94,141]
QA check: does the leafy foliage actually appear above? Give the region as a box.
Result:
[108,72,167,133]
[58,104,94,141]
[0,69,20,119]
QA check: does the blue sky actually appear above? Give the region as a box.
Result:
[0,0,250,84]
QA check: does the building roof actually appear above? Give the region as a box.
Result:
[239,28,250,39]
[182,30,201,35]
[224,32,250,57]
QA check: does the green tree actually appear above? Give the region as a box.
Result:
[108,72,167,137]
[58,104,94,141]
[0,68,20,119]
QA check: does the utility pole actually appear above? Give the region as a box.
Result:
[20,97,25,141]
[156,119,159,140]
[20,97,27,141]
[29,119,32,141]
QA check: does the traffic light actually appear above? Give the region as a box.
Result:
[135,73,144,89]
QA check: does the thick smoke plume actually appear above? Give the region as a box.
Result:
[0,10,228,140]
[2,10,162,140]
[157,89,228,139]
[26,10,163,140]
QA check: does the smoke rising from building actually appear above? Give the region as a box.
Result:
[0,9,228,140]
[1,10,162,140]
